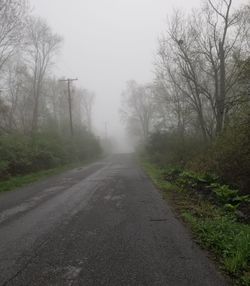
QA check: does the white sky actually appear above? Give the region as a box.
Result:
[29,0,247,150]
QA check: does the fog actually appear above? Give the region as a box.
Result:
[30,0,247,152]
[0,2,249,282]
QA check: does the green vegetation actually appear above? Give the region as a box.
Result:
[0,130,102,191]
[183,214,250,278]
[0,163,79,193]
[122,0,250,284]
[142,160,250,286]
[188,122,250,195]
[146,118,250,195]
[0,1,103,191]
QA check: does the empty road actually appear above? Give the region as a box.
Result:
[0,154,227,286]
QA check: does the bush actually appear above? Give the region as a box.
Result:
[189,120,250,195]
[0,129,102,179]
[0,160,10,179]
[146,112,250,199]
[0,134,33,175]
[146,131,204,167]
[211,123,250,194]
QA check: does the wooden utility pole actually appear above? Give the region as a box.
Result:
[105,121,108,139]
[59,78,78,136]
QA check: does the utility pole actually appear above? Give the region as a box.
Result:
[59,78,78,136]
[104,121,108,139]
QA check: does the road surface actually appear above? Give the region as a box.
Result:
[0,154,227,286]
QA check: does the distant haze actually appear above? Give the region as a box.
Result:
[30,0,247,152]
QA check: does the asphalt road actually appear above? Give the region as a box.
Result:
[0,154,227,286]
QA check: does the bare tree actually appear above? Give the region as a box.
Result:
[0,0,27,73]
[120,81,157,141]
[81,89,95,132]
[25,17,62,134]
[202,0,250,133]
[4,59,28,130]
[156,17,212,141]
[155,0,250,139]
[153,74,193,136]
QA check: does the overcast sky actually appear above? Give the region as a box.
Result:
[29,0,246,150]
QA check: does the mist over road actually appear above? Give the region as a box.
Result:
[0,154,227,286]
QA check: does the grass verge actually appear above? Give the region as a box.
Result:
[141,159,250,286]
[0,159,96,193]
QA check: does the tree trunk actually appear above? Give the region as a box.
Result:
[31,95,39,134]
[216,41,226,135]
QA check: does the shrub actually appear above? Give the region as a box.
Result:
[189,121,250,195]
[213,185,239,205]
[0,160,10,179]
[146,131,204,167]
[0,129,102,179]
[211,123,250,194]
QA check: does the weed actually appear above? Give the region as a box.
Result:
[183,213,250,276]
[213,185,250,208]
[141,159,250,286]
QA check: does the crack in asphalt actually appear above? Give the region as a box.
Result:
[2,235,51,286]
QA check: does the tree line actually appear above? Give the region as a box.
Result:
[0,0,101,179]
[121,0,250,193]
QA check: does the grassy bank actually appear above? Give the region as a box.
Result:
[0,130,103,193]
[0,159,97,193]
[141,159,250,286]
